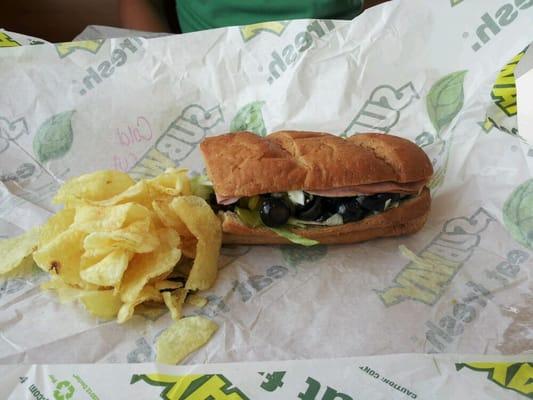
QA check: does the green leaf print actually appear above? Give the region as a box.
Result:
[427,70,467,135]
[33,110,75,163]
[281,244,328,267]
[230,101,267,136]
[503,179,533,250]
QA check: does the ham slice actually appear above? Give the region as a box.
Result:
[216,180,426,203]
[307,181,426,197]
[216,195,240,205]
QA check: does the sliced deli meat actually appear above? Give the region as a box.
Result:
[307,180,427,197]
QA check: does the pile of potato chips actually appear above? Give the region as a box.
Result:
[0,168,222,363]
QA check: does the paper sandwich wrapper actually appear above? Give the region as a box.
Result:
[517,44,533,144]
[0,0,532,398]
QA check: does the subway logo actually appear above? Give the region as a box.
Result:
[456,362,533,398]
[131,373,249,400]
[491,48,527,117]
[0,32,20,48]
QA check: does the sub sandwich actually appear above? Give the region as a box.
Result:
[196,131,433,246]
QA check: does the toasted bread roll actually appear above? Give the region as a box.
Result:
[199,131,433,245]
[200,131,433,198]
[220,188,431,245]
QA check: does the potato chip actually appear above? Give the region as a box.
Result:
[152,200,192,237]
[41,277,89,303]
[80,251,127,294]
[154,280,183,291]
[148,168,191,197]
[81,289,123,319]
[33,229,87,286]
[73,203,152,232]
[142,229,181,286]
[83,220,159,257]
[91,180,152,208]
[136,303,167,320]
[4,166,224,362]
[149,272,174,285]
[158,227,181,249]
[53,170,135,207]
[80,250,132,286]
[1,255,41,280]
[170,196,221,291]
[79,251,106,270]
[0,227,39,275]
[119,239,181,304]
[155,316,218,364]
[180,236,197,259]
[180,238,198,258]
[142,229,182,282]
[162,288,187,321]
[39,209,75,248]
[117,285,162,323]
[186,294,208,308]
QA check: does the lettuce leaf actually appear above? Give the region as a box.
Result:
[288,214,343,228]
[269,228,319,247]
[236,208,319,246]
[236,208,262,228]
[190,175,213,200]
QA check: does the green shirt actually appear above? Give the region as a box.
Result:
[177,0,364,33]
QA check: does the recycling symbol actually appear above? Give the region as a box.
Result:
[53,381,75,400]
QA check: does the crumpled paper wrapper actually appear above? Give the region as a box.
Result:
[2,354,532,399]
[517,44,533,144]
[0,0,532,365]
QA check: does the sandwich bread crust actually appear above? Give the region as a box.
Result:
[200,131,433,198]
[220,188,431,245]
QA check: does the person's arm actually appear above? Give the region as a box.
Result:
[119,0,170,32]
[363,0,390,10]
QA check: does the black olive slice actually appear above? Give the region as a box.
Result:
[358,193,400,212]
[337,198,365,223]
[259,198,291,227]
[295,197,324,221]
